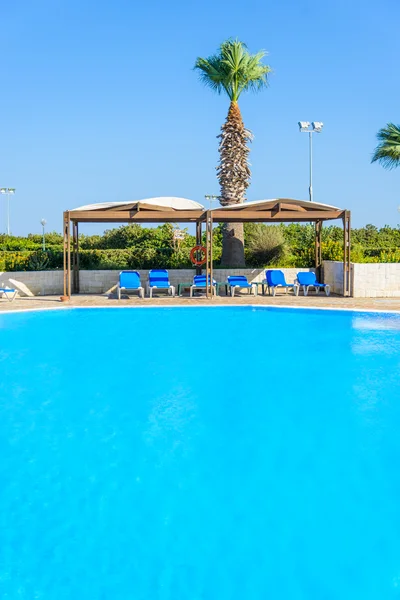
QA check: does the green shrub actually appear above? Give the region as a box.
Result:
[27,251,50,270]
[244,224,287,266]
[374,249,400,263]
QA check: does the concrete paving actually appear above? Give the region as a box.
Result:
[1,293,400,313]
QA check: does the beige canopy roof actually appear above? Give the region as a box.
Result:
[210,198,346,222]
[70,197,204,212]
[66,197,205,223]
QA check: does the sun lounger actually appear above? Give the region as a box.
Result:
[190,275,217,297]
[117,271,144,299]
[296,271,330,296]
[0,287,17,302]
[147,269,175,298]
[263,270,299,296]
[227,275,257,297]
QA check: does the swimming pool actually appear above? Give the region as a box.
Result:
[1,306,400,599]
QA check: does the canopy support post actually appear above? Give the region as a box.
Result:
[72,221,80,294]
[196,221,202,275]
[315,220,322,280]
[210,212,213,298]
[63,212,71,298]
[343,210,351,297]
[205,211,213,299]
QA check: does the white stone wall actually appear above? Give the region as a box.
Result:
[352,263,400,298]
[7,264,400,297]
[0,267,314,296]
[80,267,313,294]
[323,261,345,295]
[0,270,64,297]
[323,261,400,297]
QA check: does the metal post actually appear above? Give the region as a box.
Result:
[0,187,15,234]
[299,122,323,201]
[7,193,10,235]
[40,219,47,251]
[309,131,313,203]
[205,194,219,210]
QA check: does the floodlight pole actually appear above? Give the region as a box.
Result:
[7,193,10,234]
[308,131,313,203]
[299,122,323,202]
[204,194,219,209]
[40,219,47,251]
[0,187,16,234]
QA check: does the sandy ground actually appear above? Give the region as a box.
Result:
[1,292,400,313]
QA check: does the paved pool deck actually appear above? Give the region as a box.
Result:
[1,293,400,313]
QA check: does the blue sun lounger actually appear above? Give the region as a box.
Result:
[0,287,17,302]
[227,275,257,297]
[296,271,330,296]
[263,270,299,296]
[147,269,175,298]
[117,271,144,299]
[190,275,217,297]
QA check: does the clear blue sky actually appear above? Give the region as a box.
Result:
[0,0,399,235]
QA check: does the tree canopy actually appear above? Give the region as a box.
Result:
[194,39,271,102]
[371,123,400,170]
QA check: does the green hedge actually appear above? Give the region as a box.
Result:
[2,244,399,272]
[0,223,399,270]
[0,248,196,271]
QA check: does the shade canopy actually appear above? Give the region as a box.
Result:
[64,196,204,223]
[67,197,205,223]
[71,197,204,212]
[63,196,351,297]
[210,198,345,223]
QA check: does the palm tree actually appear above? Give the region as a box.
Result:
[372,123,400,169]
[195,39,271,266]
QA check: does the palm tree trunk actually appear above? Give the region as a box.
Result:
[217,101,252,267]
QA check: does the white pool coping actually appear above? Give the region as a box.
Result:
[1,304,400,316]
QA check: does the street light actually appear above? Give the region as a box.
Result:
[298,122,324,202]
[204,194,219,209]
[0,187,16,234]
[40,219,47,251]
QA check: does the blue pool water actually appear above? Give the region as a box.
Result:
[1,306,400,599]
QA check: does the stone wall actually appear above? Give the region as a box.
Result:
[3,264,398,297]
[323,261,345,295]
[352,263,400,297]
[0,267,314,296]
[0,270,64,297]
[323,261,400,297]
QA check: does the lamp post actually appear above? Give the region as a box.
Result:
[0,187,16,234]
[298,122,324,202]
[204,194,219,209]
[40,219,47,251]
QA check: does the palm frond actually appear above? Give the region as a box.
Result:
[194,39,271,101]
[371,123,400,170]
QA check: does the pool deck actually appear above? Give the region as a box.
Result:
[1,293,400,313]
